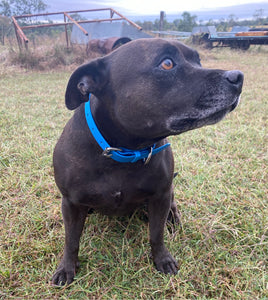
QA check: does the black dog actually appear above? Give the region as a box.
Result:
[52,38,243,285]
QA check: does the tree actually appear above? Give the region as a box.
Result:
[0,0,47,17]
[0,0,12,16]
[69,13,87,22]
[228,14,238,28]
[174,12,197,32]
[253,9,265,25]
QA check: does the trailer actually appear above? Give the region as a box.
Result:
[12,8,148,50]
[193,26,268,50]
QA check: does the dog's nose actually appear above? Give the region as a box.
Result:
[224,70,244,86]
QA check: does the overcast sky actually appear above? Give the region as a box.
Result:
[45,0,267,15]
[100,0,267,14]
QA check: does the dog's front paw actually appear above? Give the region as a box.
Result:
[153,251,178,275]
[51,263,76,286]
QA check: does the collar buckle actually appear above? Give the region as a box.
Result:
[102,147,122,158]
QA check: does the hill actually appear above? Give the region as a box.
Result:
[129,2,268,22]
[43,1,268,22]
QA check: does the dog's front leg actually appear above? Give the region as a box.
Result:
[148,191,178,275]
[52,197,88,285]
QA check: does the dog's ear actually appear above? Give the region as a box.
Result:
[65,58,108,110]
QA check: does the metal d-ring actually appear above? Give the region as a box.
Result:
[102,147,122,158]
[144,147,153,165]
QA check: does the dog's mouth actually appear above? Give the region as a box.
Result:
[207,95,240,123]
[230,95,241,112]
[168,96,240,134]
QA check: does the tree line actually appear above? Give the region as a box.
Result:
[136,10,268,32]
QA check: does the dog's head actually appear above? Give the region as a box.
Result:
[65,38,243,141]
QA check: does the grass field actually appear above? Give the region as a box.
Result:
[0,43,267,299]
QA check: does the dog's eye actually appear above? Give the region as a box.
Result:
[160,59,174,70]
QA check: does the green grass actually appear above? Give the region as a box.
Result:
[0,45,267,299]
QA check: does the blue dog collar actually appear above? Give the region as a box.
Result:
[84,94,170,164]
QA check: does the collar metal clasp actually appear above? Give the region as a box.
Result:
[144,147,153,165]
[102,147,122,158]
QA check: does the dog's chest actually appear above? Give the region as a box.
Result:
[75,164,165,215]
[93,171,154,212]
